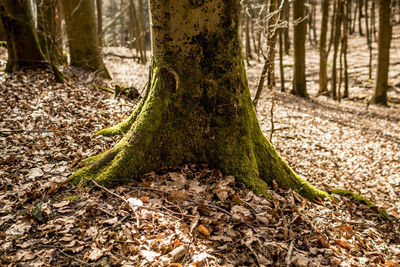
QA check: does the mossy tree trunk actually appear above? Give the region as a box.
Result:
[71,0,327,200]
[291,0,308,97]
[61,0,111,79]
[0,0,50,72]
[370,0,392,105]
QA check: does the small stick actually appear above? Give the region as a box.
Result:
[90,179,140,229]
[58,249,93,266]
[285,239,295,265]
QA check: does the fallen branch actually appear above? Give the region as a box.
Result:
[105,52,141,61]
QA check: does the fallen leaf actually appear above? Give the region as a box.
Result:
[197,225,210,237]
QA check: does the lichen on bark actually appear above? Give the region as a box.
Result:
[71,0,327,200]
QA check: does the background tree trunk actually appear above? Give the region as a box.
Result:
[370,0,392,105]
[292,0,308,97]
[0,0,49,72]
[283,0,290,55]
[36,0,62,64]
[96,0,103,46]
[61,0,111,79]
[331,0,343,100]
[71,0,326,201]
[319,0,329,94]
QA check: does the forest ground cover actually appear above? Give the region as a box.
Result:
[0,25,400,266]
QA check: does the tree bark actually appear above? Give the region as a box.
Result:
[70,0,326,200]
[365,0,373,79]
[370,0,392,105]
[96,0,103,46]
[358,0,364,36]
[120,0,125,46]
[244,1,252,64]
[0,0,49,72]
[292,0,308,97]
[61,0,111,79]
[36,0,62,65]
[283,0,290,55]
[137,0,147,63]
[331,0,343,100]
[319,0,329,94]
[343,0,350,98]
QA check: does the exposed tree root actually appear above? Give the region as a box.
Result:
[330,189,389,218]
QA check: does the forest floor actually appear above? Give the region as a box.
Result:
[1,28,400,266]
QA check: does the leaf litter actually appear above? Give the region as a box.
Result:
[0,47,399,266]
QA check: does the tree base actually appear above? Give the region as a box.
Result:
[71,65,327,200]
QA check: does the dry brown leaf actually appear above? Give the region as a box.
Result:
[197,225,210,237]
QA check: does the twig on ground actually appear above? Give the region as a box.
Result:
[58,248,93,266]
[90,178,140,229]
[285,239,295,265]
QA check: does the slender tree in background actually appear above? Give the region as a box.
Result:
[371,0,376,41]
[244,1,253,64]
[358,0,364,36]
[61,0,111,79]
[319,0,329,94]
[120,0,125,46]
[111,0,117,46]
[253,0,281,106]
[0,0,49,72]
[292,0,308,97]
[370,0,392,105]
[283,0,290,55]
[70,0,327,201]
[327,0,337,55]
[96,0,103,45]
[137,0,147,63]
[342,0,350,98]
[365,0,372,79]
[36,0,63,65]
[331,0,343,100]
[129,0,146,64]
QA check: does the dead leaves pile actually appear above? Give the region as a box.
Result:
[0,67,399,266]
[1,162,399,266]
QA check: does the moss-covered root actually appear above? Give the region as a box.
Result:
[330,189,389,218]
[253,133,328,201]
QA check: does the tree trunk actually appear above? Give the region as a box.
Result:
[111,0,117,46]
[96,0,103,46]
[319,0,329,93]
[292,0,308,97]
[137,0,147,63]
[70,0,326,200]
[358,0,364,36]
[36,0,62,65]
[279,30,285,92]
[370,0,392,105]
[61,0,111,79]
[343,0,350,98]
[365,0,373,80]
[120,0,125,46]
[0,0,49,72]
[371,0,376,41]
[244,2,252,63]
[331,0,343,100]
[283,0,290,55]
[327,0,337,56]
